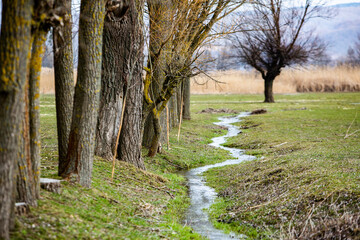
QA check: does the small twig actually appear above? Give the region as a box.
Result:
[111,91,128,181]
[344,112,359,139]
[117,174,177,197]
[166,106,170,150]
[177,88,184,142]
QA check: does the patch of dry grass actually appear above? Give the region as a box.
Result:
[191,66,360,94]
[40,67,77,94]
[41,66,360,94]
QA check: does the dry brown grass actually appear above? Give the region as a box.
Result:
[191,66,360,94]
[40,67,77,94]
[40,66,360,94]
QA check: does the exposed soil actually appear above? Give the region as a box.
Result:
[251,109,267,115]
[197,108,239,114]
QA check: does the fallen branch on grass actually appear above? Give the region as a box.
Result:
[344,112,359,139]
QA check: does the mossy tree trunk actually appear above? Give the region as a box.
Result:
[53,0,75,176]
[0,0,34,238]
[61,0,106,188]
[142,0,173,154]
[29,30,47,199]
[17,0,55,207]
[16,31,47,207]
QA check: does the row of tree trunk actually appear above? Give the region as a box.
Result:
[0,0,192,238]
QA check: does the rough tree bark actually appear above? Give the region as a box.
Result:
[95,1,127,160]
[53,0,74,176]
[96,0,145,170]
[15,33,47,207]
[29,30,47,199]
[117,0,145,169]
[0,0,33,238]
[16,79,35,206]
[61,0,106,188]
[16,0,55,208]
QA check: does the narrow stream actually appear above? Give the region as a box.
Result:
[184,112,256,240]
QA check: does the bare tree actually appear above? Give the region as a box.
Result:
[230,0,328,102]
[143,0,246,157]
[346,34,360,66]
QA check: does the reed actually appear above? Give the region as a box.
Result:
[191,66,360,94]
[40,66,360,94]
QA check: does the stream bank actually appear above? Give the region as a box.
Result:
[183,113,256,240]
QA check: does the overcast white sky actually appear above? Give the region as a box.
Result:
[329,0,360,4]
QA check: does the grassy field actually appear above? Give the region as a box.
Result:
[11,94,232,240]
[198,93,360,239]
[11,93,360,239]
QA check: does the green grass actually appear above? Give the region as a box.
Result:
[12,94,233,240]
[11,93,360,239]
[200,93,360,239]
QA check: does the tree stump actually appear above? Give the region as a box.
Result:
[40,178,62,194]
[15,202,30,215]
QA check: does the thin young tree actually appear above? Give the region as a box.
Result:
[230,0,327,102]
[0,1,33,238]
[53,0,75,175]
[61,0,106,187]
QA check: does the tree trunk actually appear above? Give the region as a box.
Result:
[29,31,47,199]
[16,32,47,207]
[182,77,191,120]
[147,114,162,157]
[96,0,145,170]
[0,0,33,238]
[264,77,275,103]
[16,91,35,205]
[142,0,173,150]
[53,0,74,176]
[95,8,125,160]
[61,0,106,188]
[176,85,182,123]
[117,0,145,169]
[142,113,154,148]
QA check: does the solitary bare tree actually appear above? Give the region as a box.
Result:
[346,34,360,66]
[230,0,327,102]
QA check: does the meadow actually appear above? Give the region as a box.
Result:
[11,92,359,239]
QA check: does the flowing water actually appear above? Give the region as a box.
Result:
[184,112,256,240]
